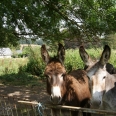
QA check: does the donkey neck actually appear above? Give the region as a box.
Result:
[62,75,79,106]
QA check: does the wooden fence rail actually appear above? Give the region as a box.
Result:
[1,95,116,116]
[18,100,116,116]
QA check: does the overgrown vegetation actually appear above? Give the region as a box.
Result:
[0,46,116,86]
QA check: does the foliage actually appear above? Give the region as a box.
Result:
[64,49,83,72]
[0,0,116,47]
[1,47,116,86]
[102,33,116,49]
[65,48,102,72]
[22,47,32,56]
[23,46,45,79]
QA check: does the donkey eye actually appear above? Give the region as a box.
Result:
[103,76,106,79]
[61,74,65,77]
[45,75,50,79]
[62,74,66,80]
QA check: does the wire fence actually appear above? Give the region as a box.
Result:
[0,95,116,116]
[0,95,39,116]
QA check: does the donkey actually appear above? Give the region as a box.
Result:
[79,46,116,74]
[41,43,91,116]
[79,45,116,115]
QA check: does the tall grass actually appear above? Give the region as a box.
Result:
[0,46,116,85]
[65,49,83,72]
[0,58,28,75]
[64,48,102,72]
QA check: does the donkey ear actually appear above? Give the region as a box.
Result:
[99,45,111,65]
[41,45,50,64]
[79,46,89,65]
[57,43,65,62]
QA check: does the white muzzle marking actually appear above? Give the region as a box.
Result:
[51,86,61,98]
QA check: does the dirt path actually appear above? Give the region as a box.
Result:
[0,81,49,104]
[0,81,52,116]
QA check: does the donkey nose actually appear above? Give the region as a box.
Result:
[90,100,101,108]
[50,95,61,104]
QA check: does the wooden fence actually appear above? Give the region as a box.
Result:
[1,95,116,116]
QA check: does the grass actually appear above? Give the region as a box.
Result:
[64,48,102,71]
[0,58,34,86]
[0,58,28,75]
[0,47,116,86]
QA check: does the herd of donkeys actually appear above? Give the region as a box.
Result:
[41,43,116,116]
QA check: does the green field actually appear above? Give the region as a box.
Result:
[0,47,116,86]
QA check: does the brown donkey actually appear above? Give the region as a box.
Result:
[41,43,91,116]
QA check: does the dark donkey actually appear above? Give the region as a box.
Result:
[41,43,91,116]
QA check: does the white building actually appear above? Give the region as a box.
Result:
[0,48,12,58]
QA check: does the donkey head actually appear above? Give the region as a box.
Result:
[79,45,115,74]
[41,43,66,104]
[80,45,111,108]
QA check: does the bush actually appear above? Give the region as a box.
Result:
[23,46,45,79]
[64,49,84,73]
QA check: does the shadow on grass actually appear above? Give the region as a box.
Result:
[0,72,45,87]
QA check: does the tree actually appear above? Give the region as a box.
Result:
[102,33,116,49]
[0,0,116,47]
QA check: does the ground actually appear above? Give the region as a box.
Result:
[0,80,53,116]
[0,80,49,104]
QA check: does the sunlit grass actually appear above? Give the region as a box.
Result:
[0,58,28,75]
[0,47,116,86]
[65,48,102,72]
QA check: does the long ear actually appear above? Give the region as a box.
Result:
[57,43,65,62]
[79,46,89,65]
[41,45,50,64]
[99,45,111,65]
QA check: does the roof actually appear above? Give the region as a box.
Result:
[0,48,12,56]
